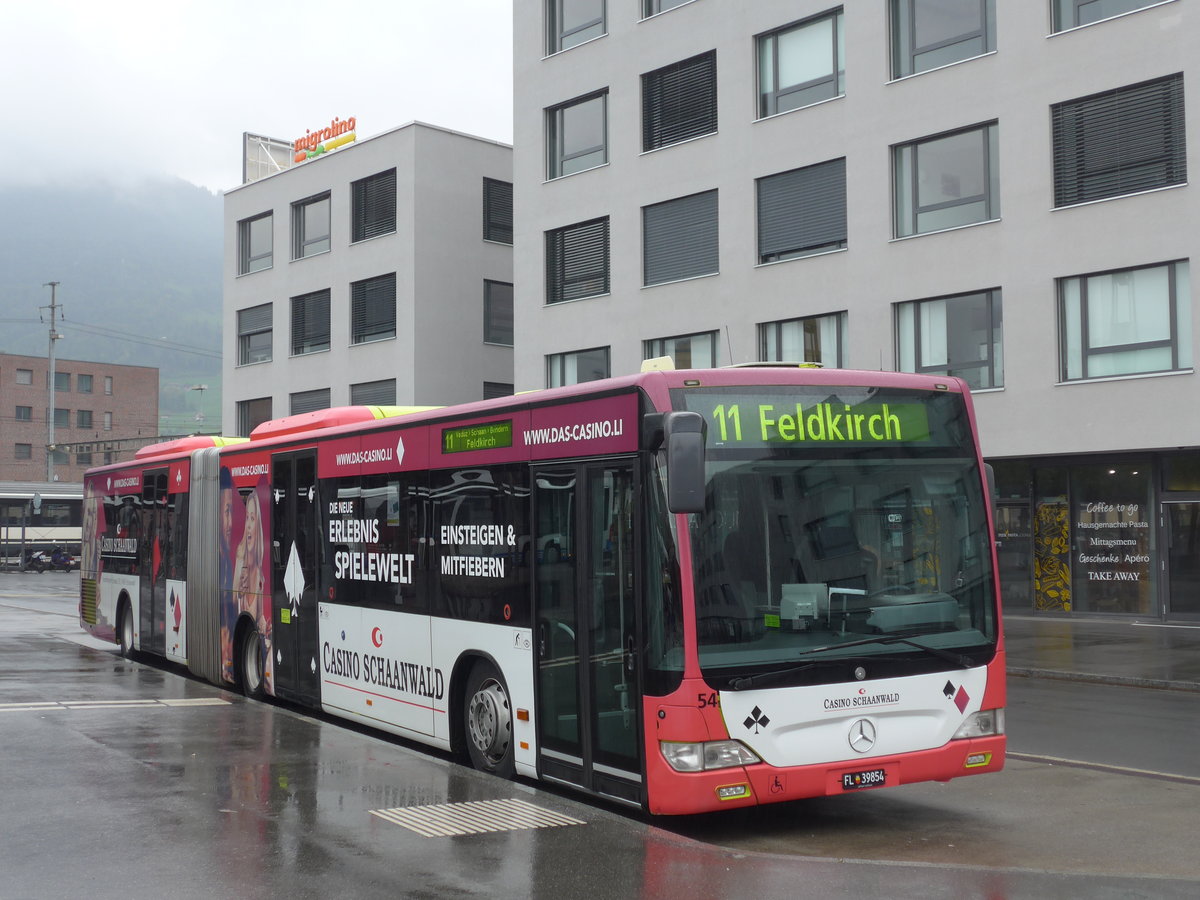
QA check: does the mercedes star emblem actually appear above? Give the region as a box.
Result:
[848,719,877,753]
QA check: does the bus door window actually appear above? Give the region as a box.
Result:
[534,470,579,752]
[587,465,638,767]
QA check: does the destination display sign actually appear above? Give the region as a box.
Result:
[680,390,934,449]
[442,420,513,454]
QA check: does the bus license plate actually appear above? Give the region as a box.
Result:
[842,768,887,790]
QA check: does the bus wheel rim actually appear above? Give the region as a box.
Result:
[468,679,511,763]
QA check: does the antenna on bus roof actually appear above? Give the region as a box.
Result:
[641,356,675,372]
[724,325,735,364]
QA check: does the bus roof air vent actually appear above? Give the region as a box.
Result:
[723,361,825,369]
[134,435,249,459]
[249,405,441,441]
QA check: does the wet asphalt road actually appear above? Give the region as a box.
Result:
[2,573,1198,899]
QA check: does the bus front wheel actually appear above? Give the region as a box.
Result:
[464,660,514,778]
[239,629,266,701]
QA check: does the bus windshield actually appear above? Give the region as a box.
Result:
[677,384,998,684]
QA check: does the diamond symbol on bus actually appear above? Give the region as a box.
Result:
[285,542,305,618]
[396,436,405,468]
[744,706,770,734]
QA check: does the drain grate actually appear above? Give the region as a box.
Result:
[370,798,585,838]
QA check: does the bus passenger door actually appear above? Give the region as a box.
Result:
[534,461,642,806]
[139,468,168,657]
[271,450,321,704]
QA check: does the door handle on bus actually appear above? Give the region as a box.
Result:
[625,634,636,675]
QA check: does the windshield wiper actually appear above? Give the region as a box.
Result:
[729,663,817,691]
[727,636,974,690]
[800,634,975,668]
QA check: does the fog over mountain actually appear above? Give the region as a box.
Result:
[0,178,223,428]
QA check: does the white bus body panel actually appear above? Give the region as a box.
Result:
[719,667,990,767]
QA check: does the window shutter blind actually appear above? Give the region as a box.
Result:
[290,389,331,415]
[238,303,272,335]
[643,190,719,285]
[484,178,514,243]
[758,158,847,261]
[546,218,610,303]
[642,51,717,151]
[1053,74,1185,207]
[350,380,397,406]
[351,274,396,343]
[292,290,330,354]
[352,169,397,241]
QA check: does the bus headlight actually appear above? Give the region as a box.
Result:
[660,740,761,772]
[953,708,1005,739]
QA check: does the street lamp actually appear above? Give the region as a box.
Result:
[189,384,208,424]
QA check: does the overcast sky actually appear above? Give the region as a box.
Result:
[1,0,514,193]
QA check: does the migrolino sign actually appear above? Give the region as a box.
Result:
[294,116,357,162]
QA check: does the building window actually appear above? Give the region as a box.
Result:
[645,332,718,368]
[54,372,70,391]
[546,217,610,303]
[53,408,70,428]
[484,280,514,345]
[291,289,331,356]
[643,189,718,286]
[547,0,605,54]
[894,122,999,238]
[484,382,514,399]
[237,398,272,437]
[759,312,848,367]
[547,347,610,387]
[1059,260,1191,381]
[103,411,112,431]
[77,410,92,428]
[1051,74,1185,208]
[350,274,396,345]
[483,178,514,244]
[351,169,396,242]
[1052,0,1167,31]
[15,443,31,460]
[237,303,273,365]
[15,406,32,421]
[290,388,331,416]
[547,91,608,179]
[897,289,1004,389]
[292,192,331,259]
[757,157,847,262]
[77,374,93,393]
[77,452,92,466]
[104,376,113,395]
[50,449,68,466]
[238,212,273,274]
[642,50,717,152]
[16,369,32,385]
[890,0,995,80]
[757,9,844,119]
[350,379,397,406]
[643,0,694,16]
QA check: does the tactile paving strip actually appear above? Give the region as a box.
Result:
[369,798,585,837]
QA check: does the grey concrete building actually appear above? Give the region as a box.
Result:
[513,1,1200,620]
[223,121,513,436]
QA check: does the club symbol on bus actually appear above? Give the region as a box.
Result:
[743,706,770,734]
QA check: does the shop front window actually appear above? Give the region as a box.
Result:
[1069,463,1154,615]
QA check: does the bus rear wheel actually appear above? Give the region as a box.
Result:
[118,601,134,658]
[240,629,266,701]
[464,660,514,778]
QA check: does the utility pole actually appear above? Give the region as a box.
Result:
[43,282,62,482]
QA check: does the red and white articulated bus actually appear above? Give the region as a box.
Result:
[79,366,1005,815]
